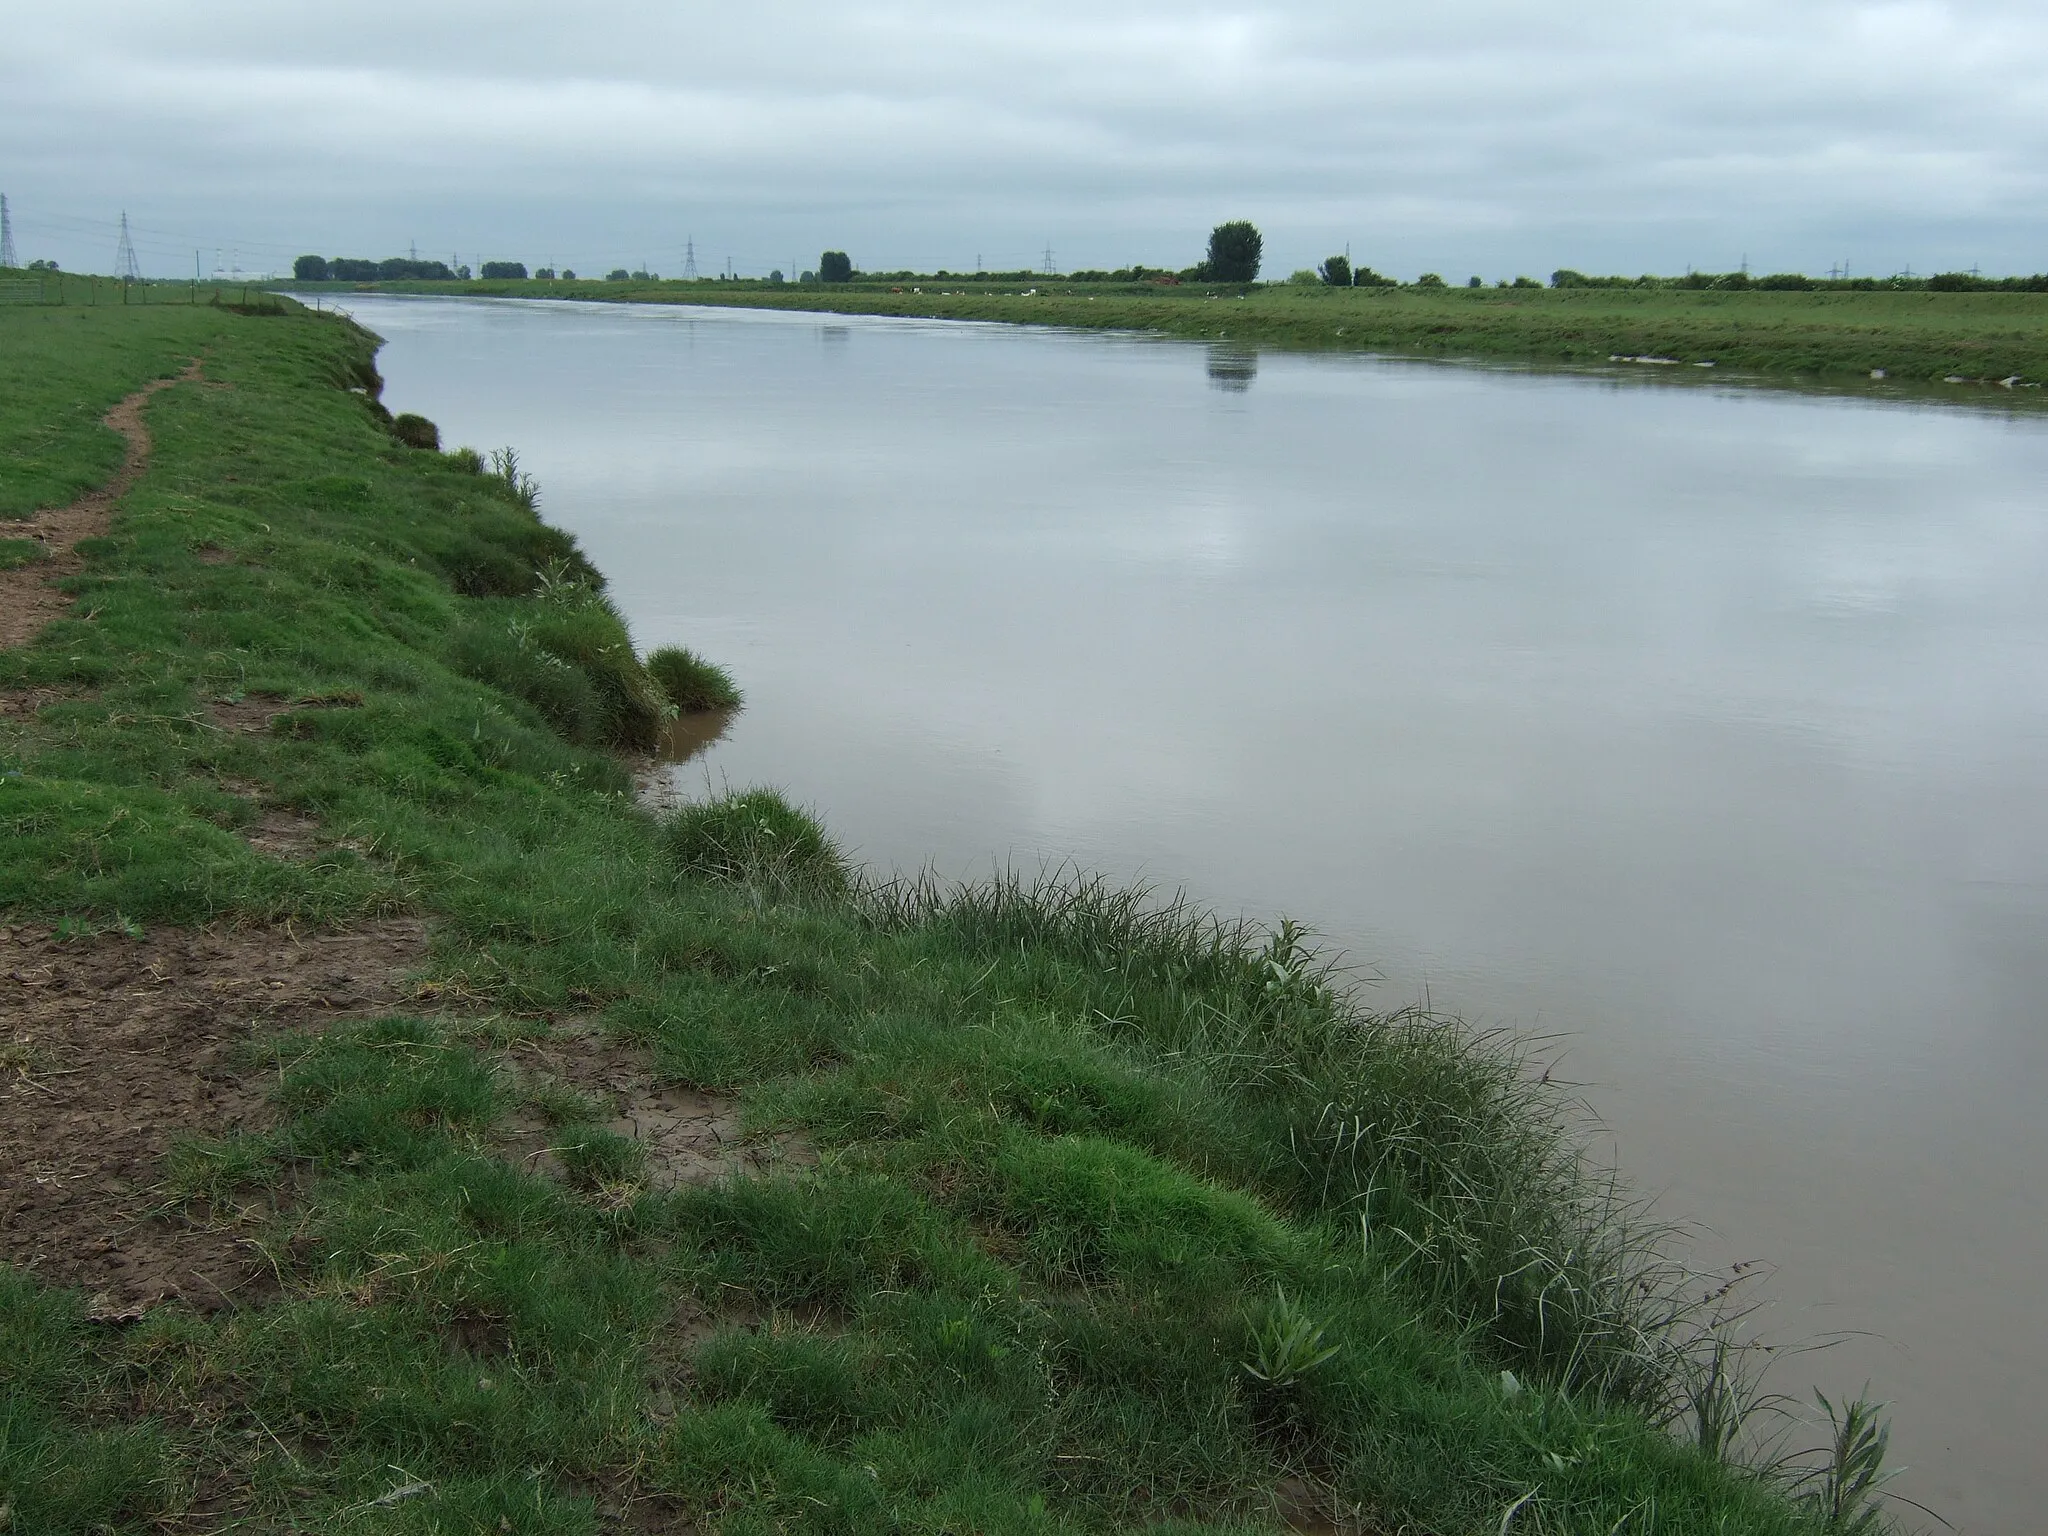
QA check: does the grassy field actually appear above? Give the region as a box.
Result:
[1,298,1899,1532]
[292,273,2048,391]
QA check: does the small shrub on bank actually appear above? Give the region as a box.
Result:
[663,788,850,900]
[647,645,743,712]
[391,413,440,450]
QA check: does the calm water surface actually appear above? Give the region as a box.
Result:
[347,295,2048,1533]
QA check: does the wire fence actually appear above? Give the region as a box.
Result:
[0,275,277,307]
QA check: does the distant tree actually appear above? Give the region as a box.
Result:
[1510,275,1542,289]
[456,265,472,280]
[376,257,453,280]
[1414,272,1446,287]
[27,258,58,272]
[1467,275,1482,287]
[480,261,527,280]
[561,269,576,280]
[819,250,853,284]
[800,270,817,284]
[534,267,557,280]
[1206,221,1262,283]
[1550,269,1589,288]
[1757,272,1815,290]
[1351,266,1396,287]
[293,254,330,281]
[768,269,785,284]
[607,269,629,282]
[1287,268,1321,285]
[1319,254,1351,287]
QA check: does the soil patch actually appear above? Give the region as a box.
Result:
[214,779,324,860]
[0,359,208,651]
[0,917,426,1318]
[0,687,70,721]
[500,1022,812,1194]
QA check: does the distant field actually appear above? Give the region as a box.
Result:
[288,275,2048,392]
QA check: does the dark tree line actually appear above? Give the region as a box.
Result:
[294,255,461,282]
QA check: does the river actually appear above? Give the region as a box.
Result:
[342,293,2048,1533]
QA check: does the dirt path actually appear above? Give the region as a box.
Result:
[0,358,206,650]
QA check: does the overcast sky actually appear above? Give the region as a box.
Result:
[5,0,2045,281]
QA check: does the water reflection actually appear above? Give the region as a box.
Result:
[1206,344,1258,393]
[656,708,733,767]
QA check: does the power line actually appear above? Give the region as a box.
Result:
[0,195,15,270]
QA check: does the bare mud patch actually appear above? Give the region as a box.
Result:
[0,918,426,1318]
[499,1021,812,1195]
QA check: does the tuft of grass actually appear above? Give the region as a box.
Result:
[646,644,742,713]
[391,412,440,450]
[0,536,50,570]
[663,787,849,900]
[556,1124,646,1192]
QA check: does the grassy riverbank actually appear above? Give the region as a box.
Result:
[3,299,1888,1532]
[295,274,2048,390]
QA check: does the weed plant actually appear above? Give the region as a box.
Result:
[0,299,1909,1533]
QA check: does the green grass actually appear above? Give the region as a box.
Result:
[0,536,50,570]
[295,273,2048,392]
[647,643,743,712]
[0,298,1901,1532]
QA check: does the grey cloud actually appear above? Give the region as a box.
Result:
[4,0,2044,279]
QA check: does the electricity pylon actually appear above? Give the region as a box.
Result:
[0,195,16,270]
[115,211,142,280]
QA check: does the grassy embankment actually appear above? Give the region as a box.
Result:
[297,273,2048,390]
[3,299,1887,1533]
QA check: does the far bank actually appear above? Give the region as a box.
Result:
[280,274,2048,393]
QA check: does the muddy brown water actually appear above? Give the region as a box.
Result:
[345,293,2048,1533]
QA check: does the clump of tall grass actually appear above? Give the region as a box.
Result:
[448,570,667,750]
[519,584,667,749]
[647,645,743,712]
[390,412,440,450]
[663,787,849,901]
[861,868,1711,1415]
